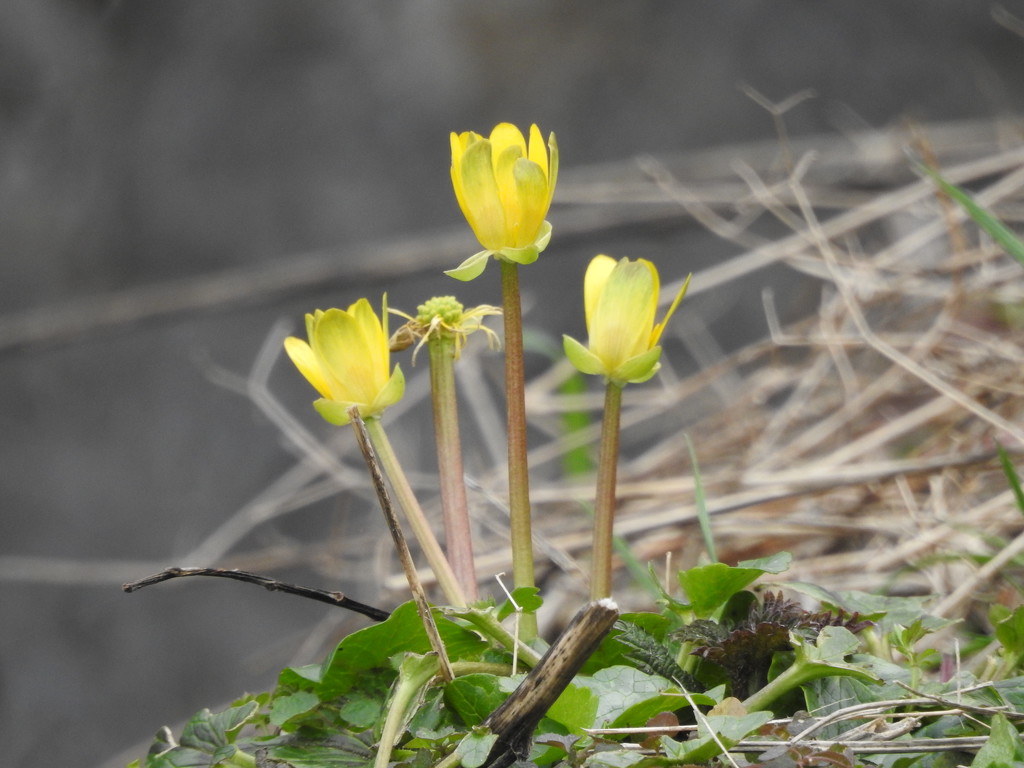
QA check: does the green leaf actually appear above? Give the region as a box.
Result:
[788,586,950,634]
[583,751,648,768]
[456,728,499,768]
[568,666,679,727]
[738,551,792,574]
[971,713,1024,767]
[445,674,507,726]
[546,682,601,734]
[179,700,260,751]
[497,586,543,620]
[147,747,213,768]
[992,676,1024,711]
[678,556,789,619]
[337,696,383,730]
[613,688,716,730]
[269,690,320,727]
[996,606,1024,658]
[919,164,1024,268]
[316,601,486,699]
[261,732,375,768]
[582,613,671,674]
[660,711,773,764]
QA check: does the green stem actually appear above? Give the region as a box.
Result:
[375,654,439,768]
[447,605,543,668]
[741,659,816,712]
[223,748,256,768]
[591,381,623,599]
[364,417,467,608]
[500,259,537,641]
[428,333,478,601]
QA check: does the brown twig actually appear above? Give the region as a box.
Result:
[481,598,619,768]
[348,407,454,682]
[121,566,390,622]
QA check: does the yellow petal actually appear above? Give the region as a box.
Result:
[458,139,506,250]
[589,258,657,370]
[350,298,388,389]
[583,255,617,331]
[314,308,378,405]
[489,123,527,166]
[527,124,548,179]
[283,336,332,399]
[493,143,524,240]
[511,157,549,246]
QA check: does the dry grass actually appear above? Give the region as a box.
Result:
[15,119,1020,653]
[436,119,1024,633]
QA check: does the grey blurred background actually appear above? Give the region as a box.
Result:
[2,2,1023,766]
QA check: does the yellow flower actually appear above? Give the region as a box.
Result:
[563,255,691,386]
[447,123,558,281]
[284,296,405,425]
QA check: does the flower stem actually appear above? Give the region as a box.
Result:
[364,417,467,608]
[427,333,478,601]
[590,381,623,599]
[500,259,537,641]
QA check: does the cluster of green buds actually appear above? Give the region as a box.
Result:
[389,296,501,360]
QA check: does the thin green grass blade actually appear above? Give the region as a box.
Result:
[997,443,1024,517]
[919,163,1024,267]
[685,433,717,563]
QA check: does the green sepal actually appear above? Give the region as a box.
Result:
[496,221,552,266]
[445,249,492,281]
[313,398,361,425]
[369,364,405,414]
[563,334,606,376]
[610,346,663,385]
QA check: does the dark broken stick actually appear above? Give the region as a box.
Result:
[122,566,391,622]
[482,598,620,768]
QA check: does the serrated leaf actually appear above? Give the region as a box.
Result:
[613,620,690,682]
[790,588,949,634]
[583,613,672,674]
